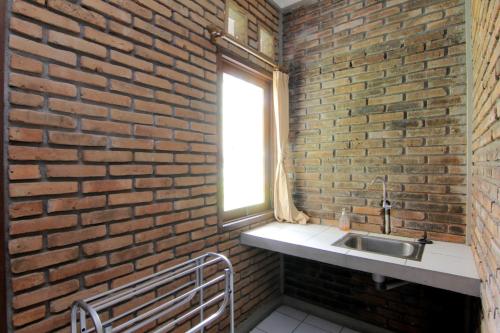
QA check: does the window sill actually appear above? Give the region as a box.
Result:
[221,210,274,231]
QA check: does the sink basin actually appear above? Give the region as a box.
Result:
[332,233,425,261]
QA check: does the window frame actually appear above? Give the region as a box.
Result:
[217,54,274,229]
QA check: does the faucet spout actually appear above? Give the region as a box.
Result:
[370,176,391,234]
[370,176,385,186]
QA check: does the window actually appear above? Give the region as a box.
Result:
[220,61,272,222]
[258,26,274,59]
[225,1,248,44]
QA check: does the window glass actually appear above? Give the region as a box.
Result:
[259,27,274,59]
[222,72,266,212]
[226,2,248,43]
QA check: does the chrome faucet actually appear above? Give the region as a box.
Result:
[371,177,391,234]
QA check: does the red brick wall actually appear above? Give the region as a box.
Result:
[0,0,7,331]
[4,0,281,331]
[470,0,500,332]
[283,0,467,242]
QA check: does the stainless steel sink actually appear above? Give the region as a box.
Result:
[332,233,425,261]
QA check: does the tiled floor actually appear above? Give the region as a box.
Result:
[251,305,360,333]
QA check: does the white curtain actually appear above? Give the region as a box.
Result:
[272,71,309,224]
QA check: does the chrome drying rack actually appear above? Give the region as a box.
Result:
[71,253,234,333]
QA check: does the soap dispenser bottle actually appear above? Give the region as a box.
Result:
[339,208,350,231]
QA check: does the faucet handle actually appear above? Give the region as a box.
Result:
[418,230,433,244]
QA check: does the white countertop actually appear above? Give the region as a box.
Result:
[241,222,480,297]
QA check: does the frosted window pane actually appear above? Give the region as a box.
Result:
[222,73,265,211]
[226,2,247,43]
[228,18,235,36]
[259,27,274,58]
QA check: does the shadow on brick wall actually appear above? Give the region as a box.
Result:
[284,255,481,333]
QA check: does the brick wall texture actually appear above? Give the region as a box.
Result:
[283,0,467,243]
[3,0,281,331]
[470,0,500,332]
[284,255,480,333]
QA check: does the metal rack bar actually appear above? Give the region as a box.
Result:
[94,258,220,312]
[154,291,225,333]
[87,280,195,333]
[115,274,226,333]
[89,257,222,308]
[71,253,234,333]
[196,257,205,333]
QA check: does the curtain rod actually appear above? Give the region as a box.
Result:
[207,25,286,73]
